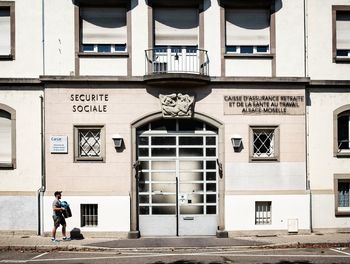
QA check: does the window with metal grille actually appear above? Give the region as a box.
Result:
[81,204,98,227]
[255,201,271,225]
[250,126,279,161]
[74,126,104,162]
[337,111,350,152]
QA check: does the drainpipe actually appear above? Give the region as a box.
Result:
[37,95,46,236]
[41,0,45,76]
[304,0,313,233]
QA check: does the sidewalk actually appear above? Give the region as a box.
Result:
[0,232,350,252]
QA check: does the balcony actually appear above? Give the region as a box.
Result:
[144,47,210,86]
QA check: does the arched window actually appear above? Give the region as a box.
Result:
[0,104,15,168]
[338,110,350,151]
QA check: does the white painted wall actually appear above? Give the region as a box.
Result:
[203,0,221,77]
[308,90,350,229]
[0,90,42,191]
[308,91,350,190]
[225,59,272,77]
[225,194,310,231]
[131,0,149,76]
[79,58,128,76]
[44,0,75,75]
[275,0,305,77]
[0,0,43,78]
[307,0,350,80]
[43,196,130,233]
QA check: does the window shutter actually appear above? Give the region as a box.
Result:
[81,7,126,44]
[0,9,11,55]
[0,116,11,163]
[336,12,350,49]
[226,9,270,46]
[154,8,198,46]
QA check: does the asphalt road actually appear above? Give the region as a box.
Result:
[1,247,350,263]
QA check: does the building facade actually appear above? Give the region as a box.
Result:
[0,0,349,237]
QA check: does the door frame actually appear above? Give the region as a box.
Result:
[130,112,225,237]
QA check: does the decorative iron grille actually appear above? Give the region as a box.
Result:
[255,201,272,225]
[338,181,350,207]
[80,204,98,227]
[253,129,275,157]
[78,129,101,157]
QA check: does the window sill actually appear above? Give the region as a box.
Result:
[224,53,274,59]
[0,55,14,60]
[335,210,350,217]
[250,157,279,162]
[334,57,350,63]
[336,152,350,158]
[78,52,129,58]
[0,163,15,169]
[75,157,104,162]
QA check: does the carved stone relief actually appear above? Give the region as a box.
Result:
[159,93,195,118]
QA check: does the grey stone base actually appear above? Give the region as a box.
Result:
[128,231,140,239]
[216,230,228,238]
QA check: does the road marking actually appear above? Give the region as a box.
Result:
[19,252,350,262]
[0,260,27,263]
[30,253,48,260]
[330,248,350,256]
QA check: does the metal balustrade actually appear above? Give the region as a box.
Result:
[145,47,209,76]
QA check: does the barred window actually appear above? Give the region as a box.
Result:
[255,201,271,225]
[250,126,279,161]
[81,204,98,227]
[74,126,105,162]
[335,176,350,216]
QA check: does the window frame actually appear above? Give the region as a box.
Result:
[74,125,105,162]
[255,201,272,225]
[334,174,350,216]
[333,104,350,157]
[80,203,98,227]
[223,5,275,59]
[332,5,350,63]
[0,104,16,169]
[0,1,15,60]
[249,125,280,162]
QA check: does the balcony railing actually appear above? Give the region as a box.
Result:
[145,47,209,76]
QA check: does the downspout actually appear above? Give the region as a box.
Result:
[37,0,46,236]
[38,95,45,236]
[304,0,313,233]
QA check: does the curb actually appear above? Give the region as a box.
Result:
[1,242,350,252]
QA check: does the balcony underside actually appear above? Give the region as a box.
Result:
[144,73,210,86]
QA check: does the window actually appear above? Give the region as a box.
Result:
[74,126,105,162]
[225,8,270,54]
[255,201,271,225]
[154,8,198,47]
[334,175,350,216]
[250,126,279,161]
[337,110,350,152]
[80,7,127,53]
[334,106,350,156]
[333,6,350,61]
[81,204,98,227]
[0,105,15,168]
[0,2,14,59]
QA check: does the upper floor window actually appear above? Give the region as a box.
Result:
[154,8,198,47]
[225,8,270,54]
[333,6,350,62]
[337,110,350,153]
[80,7,127,53]
[0,105,16,168]
[0,2,14,59]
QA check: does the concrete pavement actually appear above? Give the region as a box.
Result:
[0,232,350,252]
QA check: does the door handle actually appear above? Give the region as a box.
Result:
[183,216,194,220]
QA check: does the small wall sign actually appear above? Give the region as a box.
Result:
[50,136,68,154]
